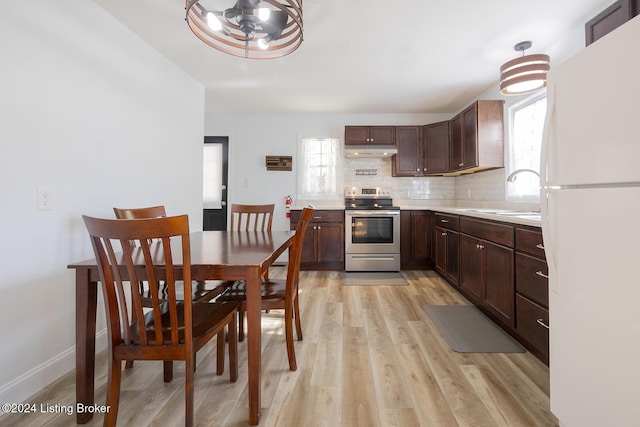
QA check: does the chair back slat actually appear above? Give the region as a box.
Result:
[83,215,191,350]
[230,204,274,232]
[113,205,167,219]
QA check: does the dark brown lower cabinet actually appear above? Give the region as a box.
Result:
[515,226,549,364]
[291,209,344,271]
[459,234,515,328]
[400,210,432,269]
[516,295,549,365]
[434,226,459,286]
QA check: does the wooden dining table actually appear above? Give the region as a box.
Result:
[67,230,296,425]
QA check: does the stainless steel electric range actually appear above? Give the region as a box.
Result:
[344,187,400,271]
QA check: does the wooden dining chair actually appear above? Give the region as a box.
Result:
[82,214,239,427]
[114,206,228,303]
[217,206,314,371]
[229,203,275,282]
[114,205,232,376]
[230,203,275,232]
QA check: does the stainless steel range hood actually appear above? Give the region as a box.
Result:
[344,145,398,158]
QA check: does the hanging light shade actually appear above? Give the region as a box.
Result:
[185,0,303,59]
[500,41,550,95]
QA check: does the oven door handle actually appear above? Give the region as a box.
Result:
[346,210,400,216]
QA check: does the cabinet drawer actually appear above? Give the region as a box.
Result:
[515,227,545,258]
[290,209,344,224]
[434,213,459,231]
[516,294,549,363]
[515,252,549,308]
[460,217,514,247]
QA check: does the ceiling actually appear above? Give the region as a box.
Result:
[95,0,612,115]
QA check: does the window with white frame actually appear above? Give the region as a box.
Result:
[297,137,342,199]
[506,92,547,201]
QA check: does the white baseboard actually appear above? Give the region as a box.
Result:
[0,329,108,414]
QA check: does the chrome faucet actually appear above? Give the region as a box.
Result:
[506,168,540,182]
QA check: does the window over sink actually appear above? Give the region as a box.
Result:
[506,92,547,201]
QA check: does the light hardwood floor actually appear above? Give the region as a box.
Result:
[0,269,558,427]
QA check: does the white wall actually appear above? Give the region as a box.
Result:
[0,1,204,406]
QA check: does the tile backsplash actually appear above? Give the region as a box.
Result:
[345,157,502,202]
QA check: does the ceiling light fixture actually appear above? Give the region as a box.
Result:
[185,0,303,59]
[500,41,550,96]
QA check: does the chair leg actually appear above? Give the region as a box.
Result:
[163,361,173,382]
[284,303,297,371]
[238,309,245,342]
[294,293,303,341]
[104,357,122,427]
[216,329,225,375]
[185,354,195,427]
[228,313,238,382]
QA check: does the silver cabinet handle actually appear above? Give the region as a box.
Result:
[536,243,545,250]
[536,319,550,329]
[318,225,321,229]
[417,168,420,172]
[441,232,447,236]
[535,271,549,279]
[441,219,449,223]
[458,162,464,167]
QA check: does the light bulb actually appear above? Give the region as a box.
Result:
[257,38,270,50]
[258,7,271,21]
[206,12,222,31]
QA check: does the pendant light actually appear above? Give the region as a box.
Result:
[500,41,550,95]
[185,0,303,59]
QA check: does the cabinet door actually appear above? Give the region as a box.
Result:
[445,230,459,285]
[462,103,479,169]
[368,126,395,144]
[316,223,344,263]
[411,211,430,263]
[301,226,318,264]
[459,234,483,303]
[344,126,369,144]
[434,226,447,275]
[424,121,450,174]
[483,241,515,328]
[393,126,422,176]
[449,114,463,171]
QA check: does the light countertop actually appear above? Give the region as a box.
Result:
[292,203,541,227]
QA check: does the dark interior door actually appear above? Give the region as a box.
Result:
[203,136,228,231]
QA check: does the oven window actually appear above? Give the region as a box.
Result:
[351,217,394,244]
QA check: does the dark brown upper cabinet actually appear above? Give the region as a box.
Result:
[345,126,395,145]
[449,100,504,174]
[585,0,638,46]
[392,121,449,177]
[392,126,423,176]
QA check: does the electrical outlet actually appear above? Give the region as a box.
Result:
[37,188,52,211]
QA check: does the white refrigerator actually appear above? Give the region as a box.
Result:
[540,16,640,427]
